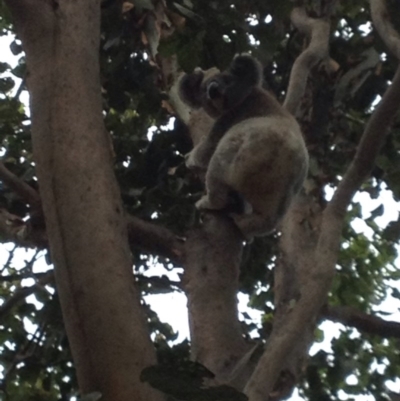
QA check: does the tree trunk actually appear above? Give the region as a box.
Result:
[183,213,248,381]
[5,1,163,400]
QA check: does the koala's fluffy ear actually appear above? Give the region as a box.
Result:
[178,70,204,109]
[229,54,263,87]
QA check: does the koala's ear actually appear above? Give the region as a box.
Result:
[229,54,263,87]
[178,71,204,108]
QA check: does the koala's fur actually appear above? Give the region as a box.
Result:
[179,54,309,239]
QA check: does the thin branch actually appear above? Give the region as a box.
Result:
[0,271,50,282]
[323,305,400,338]
[0,161,41,207]
[283,7,331,115]
[0,272,54,320]
[126,215,184,263]
[13,76,26,100]
[0,206,183,261]
[0,157,184,259]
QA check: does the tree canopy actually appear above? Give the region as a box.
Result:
[0,0,400,401]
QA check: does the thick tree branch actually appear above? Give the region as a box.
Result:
[0,161,41,207]
[157,18,247,382]
[330,72,400,215]
[6,1,163,400]
[244,5,336,400]
[256,4,400,400]
[323,305,400,338]
[244,196,325,401]
[371,0,400,59]
[183,213,248,382]
[165,63,214,146]
[283,7,331,115]
[328,0,400,220]
[313,0,400,318]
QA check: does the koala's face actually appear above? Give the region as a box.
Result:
[179,54,263,119]
[179,67,236,118]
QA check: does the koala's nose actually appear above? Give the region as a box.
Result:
[207,81,220,100]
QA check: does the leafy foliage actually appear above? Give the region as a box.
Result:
[141,361,247,401]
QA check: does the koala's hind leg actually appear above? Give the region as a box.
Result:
[231,212,278,240]
[196,175,230,211]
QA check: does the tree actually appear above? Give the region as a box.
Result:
[0,0,399,400]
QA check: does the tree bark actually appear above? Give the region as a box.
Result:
[183,213,248,381]
[165,54,250,382]
[5,1,163,401]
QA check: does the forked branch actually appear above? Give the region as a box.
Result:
[327,0,400,221]
[283,7,331,115]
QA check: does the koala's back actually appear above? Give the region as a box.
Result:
[210,114,308,216]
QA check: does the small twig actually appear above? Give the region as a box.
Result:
[0,161,41,207]
[1,320,46,389]
[13,76,26,100]
[0,271,50,283]
[323,305,400,338]
[0,244,17,274]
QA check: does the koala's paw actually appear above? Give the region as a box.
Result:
[185,151,197,169]
[185,153,207,177]
[230,213,255,242]
[195,195,213,210]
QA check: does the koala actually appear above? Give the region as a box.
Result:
[179,54,309,239]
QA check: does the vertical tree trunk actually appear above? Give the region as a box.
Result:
[5,1,163,400]
[183,213,247,380]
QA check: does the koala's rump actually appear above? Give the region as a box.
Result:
[212,116,307,215]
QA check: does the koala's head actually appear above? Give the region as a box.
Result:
[179,54,263,118]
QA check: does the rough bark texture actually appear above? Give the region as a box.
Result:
[4,1,400,401]
[283,7,331,116]
[5,1,163,401]
[183,213,248,381]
